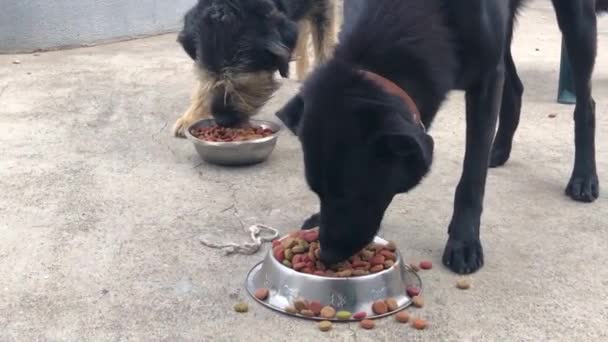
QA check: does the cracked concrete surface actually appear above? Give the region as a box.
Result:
[1,1,608,341]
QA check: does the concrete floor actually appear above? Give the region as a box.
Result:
[1,1,608,341]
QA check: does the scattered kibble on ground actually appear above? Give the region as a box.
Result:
[336,310,352,320]
[395,311,410,323]
[318,320,333,332]
[372,300,388,315]
[360,319,375,329]
[385,298,399,311]
[412,296,424,308]
[413,318,428,330]
[457,279,472,290]
[406,286,421,297]
[234,302,249,313]
[419,260,433,270]
[320,306,336,319]
[254,288,269,300]
[353,311,367,320]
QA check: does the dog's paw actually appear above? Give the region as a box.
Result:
[300,213,320,230]
[566,172,599,203]
[172,116,191,138]
[442,237,484,274]
[489,144,511,168]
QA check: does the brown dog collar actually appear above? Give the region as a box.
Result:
[360,70,425,131]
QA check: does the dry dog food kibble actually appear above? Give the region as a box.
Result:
[419,260,433,270]
[192,125,274,142]
[395,311,410,323]
[300,309,315,317]
[336,310,352,320]
[412,296,424,308]
[372,300,388,315]
[360,319,375,330]
[318,320,333,332]
[385,298,399,311]
[254,288,269,300]
[309,301,324,315]
[293,298,309,312]
[274,228,397,277]
[412,318,428,330]
[233,302,249,313]
[320,306,336,319]
[352,311,367,320]
[284,305,298,314]
[457,279,472,290]
[406,286,421,297]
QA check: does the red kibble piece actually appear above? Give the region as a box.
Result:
[370,264,384,273]
[412,318,428,330]
[419,260,433,270]
[254,288,269,300]
[313,270,325,276]
[369,255,386,266]
[406,286,421,297]
[309,301,324,315]
[293,262,307,271]
[301,267,313,274]
[352,311,367,320]
[272,239,281,247]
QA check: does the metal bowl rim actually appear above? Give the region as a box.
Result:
[244,260,423,322]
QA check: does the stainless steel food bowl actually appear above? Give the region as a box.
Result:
[245,236,422,321]
[185,119,282,166]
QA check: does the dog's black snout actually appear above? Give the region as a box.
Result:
[213,112,244,127]
[319,248,348,266]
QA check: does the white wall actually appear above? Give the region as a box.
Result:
[0,0,197,53]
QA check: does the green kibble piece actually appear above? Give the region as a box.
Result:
[234,302,249,313]
[292,245,306,254]
[282,260,293,268]
[284,305,298,314]
[298,240,309,250]
[336,310,352,320]
[284,249,294,261]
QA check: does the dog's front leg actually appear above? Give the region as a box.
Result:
[443,65,506,275]
[172,79,212,137]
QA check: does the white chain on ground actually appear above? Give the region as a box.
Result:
[199,224,279,255]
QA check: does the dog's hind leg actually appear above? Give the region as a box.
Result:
[295,21,311,81]
[552,0,599,202]
[490,27,524,167]
[310,0,336,65]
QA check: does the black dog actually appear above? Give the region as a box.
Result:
[172,0,336,136]
[277,0,605,274]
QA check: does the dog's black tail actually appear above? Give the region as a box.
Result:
[598,0,608,13]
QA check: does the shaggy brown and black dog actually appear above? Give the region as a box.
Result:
[172,0,336,136]
[277,0,607,274]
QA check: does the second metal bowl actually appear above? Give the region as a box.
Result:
[245,236,422,321]
[185,119,282,166]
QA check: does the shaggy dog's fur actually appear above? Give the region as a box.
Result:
[277,0,605,274]
[172,0,336,136]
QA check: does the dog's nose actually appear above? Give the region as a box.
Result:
[319,248,347,266]
[213,114,240,127]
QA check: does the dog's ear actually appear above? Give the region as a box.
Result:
[374,114,434,191]
[178,30,197,60]
[178,8,198,60]
[275,94,304,135]
[267,17,298,78]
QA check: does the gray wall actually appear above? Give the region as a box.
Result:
[0,0,198,53]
